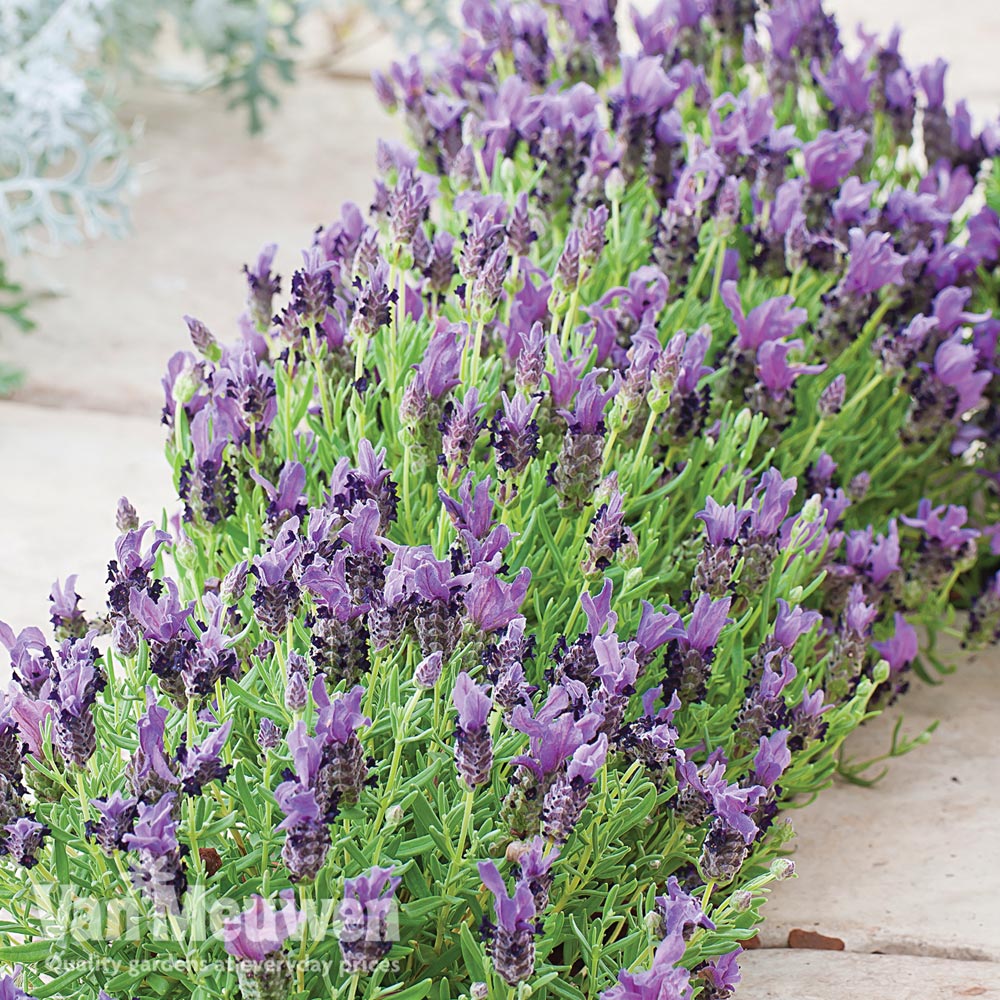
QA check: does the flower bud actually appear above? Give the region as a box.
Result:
[116,497,139,533]
[605,167,626,204]
[221,560,249,604]
[731,889,754,911]
[770,858,796,880]
[112,621,139,659]
[171,359,202,406]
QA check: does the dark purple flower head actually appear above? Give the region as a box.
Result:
[223,892,303,963]
[802,128,867,191]
[753,730,791,787]
[478,860,537,986]
[49,576,86,639]
[721,283,807,351]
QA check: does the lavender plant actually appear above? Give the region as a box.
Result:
[2,2,1000,999]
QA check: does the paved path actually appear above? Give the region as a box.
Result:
[0,6,998,997]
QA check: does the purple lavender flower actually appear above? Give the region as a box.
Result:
[802,128,867,191]
[2,817,48,868]
[0,625,53,698]
[842,228,907,297]
[87,791,139,854]
[511,836,559,911]
[872,613,919,675]
[453,672,493,789]
[339,866,402,974]
[50,632,104,768]
[182,598,239,701]
[664,595,732,704]
[753,731,792,788]
[755,339,826,401]
[541,734,608,844]
[224,892,303,1000]
[601,931,690,1000]
[464,565,531,635]
[0,969,37,1000]
[313,681,371,806]
[478,861,537,986]
[491,392,541,485]
[259,718,282,752]
[176,720,233,796]
[48,576,87,641]
[244,243,281,333]
[721,283,807,352]
[701,947,742,998]
[250,462,308,528]
[251,518,303,635]
[439,388,487,480]
[276,729,332,882]
[127,689,179,803]
[124,793,186,913]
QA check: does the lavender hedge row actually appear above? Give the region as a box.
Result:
[2,2,1000,999]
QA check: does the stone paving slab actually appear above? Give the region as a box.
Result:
[758,631,1000,961]
[1,69,399,418]
[0,401,175,637]
[738,950,1000,1000]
